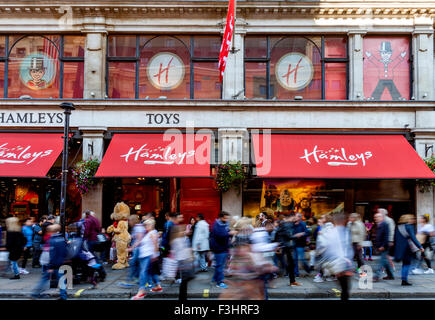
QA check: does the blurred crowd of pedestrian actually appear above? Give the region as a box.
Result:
[0,206,434,301]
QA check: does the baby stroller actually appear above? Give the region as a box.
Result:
[72,241,106,287]
[66,231,106,287]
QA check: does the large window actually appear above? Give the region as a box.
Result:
[107,35,222,99]
[0,35,84,99]
[363,36,411,100]
[244,36,348,100]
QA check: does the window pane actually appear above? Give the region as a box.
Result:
[245,62,267,99]
[325,37,347,58]
[0,63,4,97]
[63,62,84,98]
[363,36,410,100]
[139,36,190,99]
[8,36,60,98]
[108,62,136,99]
[325,63,346,100]
[194,62,220,99]
[271,37,321,100]
[245,36,267,58]
[63,36,85,57]
[193,36,221,58]
[108,36,137,57]
[0,36,5,57]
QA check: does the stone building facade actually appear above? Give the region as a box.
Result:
[0,0,434,226]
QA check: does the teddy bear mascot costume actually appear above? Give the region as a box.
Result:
[106,202,131,270]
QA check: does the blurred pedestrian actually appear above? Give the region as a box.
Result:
[373,212,395,281]
[377,208,396,272]
[161,212,178,258]
[6,217,26,280]
[292,213,311,276]
[31,224,68,300]
[119,214,145,288]
[412,215,434,274]
[307,217,319,272]
[313,214,335,283]
[20,218,33,275]
[32,216,46,268]
[275,215,301,286]
[363,219,374,261]
[131,219,162,300]
[210,211,235,288]
[192,214,210,272]
[171,223,195,301]
[394,214,423,286]
[146,219,162,292]
[347,213,366,271]
[83,210,101,263]
[318,212,353,300]
[185,216,196,244]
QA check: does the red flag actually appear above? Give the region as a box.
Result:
[218,0,235,83]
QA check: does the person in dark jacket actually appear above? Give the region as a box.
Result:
[292,213,311,276]
[83,211,101,260]
[6,217,26,280]
[210,211,236,288]
[373,212,395,281]
[161,212,178,257]
[31,224,68,300]
[32,216,46,268]
[394,214,424,286]
[275,215,301,286]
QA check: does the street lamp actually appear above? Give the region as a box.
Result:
[59,102,75,238]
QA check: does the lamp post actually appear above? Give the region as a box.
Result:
[59,102,75,238]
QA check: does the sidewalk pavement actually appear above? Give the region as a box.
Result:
[1,259,435,299]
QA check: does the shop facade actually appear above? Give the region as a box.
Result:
[0,1,434,229]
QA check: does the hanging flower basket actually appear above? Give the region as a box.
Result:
[71,158,100,195]
[215,161,247,193]
[417,155,435,193]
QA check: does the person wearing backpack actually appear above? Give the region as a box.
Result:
[31,224,68,300]
[275,214,301,286]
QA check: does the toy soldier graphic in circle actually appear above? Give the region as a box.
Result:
[27,57,47,89]
[365,41,407,100]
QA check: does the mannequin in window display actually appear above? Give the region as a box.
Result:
[278,189,296,212]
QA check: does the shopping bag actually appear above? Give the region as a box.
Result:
[162,256,178,279]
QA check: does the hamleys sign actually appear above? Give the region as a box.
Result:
[275,52,314,90]
[300,146,373,167]
[0,133,63,177]
[95,133,212,177]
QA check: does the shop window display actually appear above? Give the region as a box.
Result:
[243,179,345,220]
[363,36,410,100]
[107,35,222,99]
[244,35,348,100]
[1,35,84,99]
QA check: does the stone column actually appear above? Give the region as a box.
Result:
[348,30,366,100]
[412,20,434,100]
[79,128,106,223]
[222,19,246,100]
[412,129,435,224]
[218,128,249,217]
[83,17,107,99]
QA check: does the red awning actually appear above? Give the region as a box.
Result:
[0,133,63,177]
[95,133,212,177]
[252,134,435,179]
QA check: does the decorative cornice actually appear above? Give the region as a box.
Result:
[0,3,434,18]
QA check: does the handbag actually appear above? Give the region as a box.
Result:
[162,256,178,279]
[97,233,108,243]
[425,247,434,260]
[398,225,420,253]
[178,259,195,281]
[361,240,373,247]
[0,251,9,262]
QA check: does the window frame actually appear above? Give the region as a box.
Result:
[244,35,349,100]
[106,34,222,100]
[1,34,84,99]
